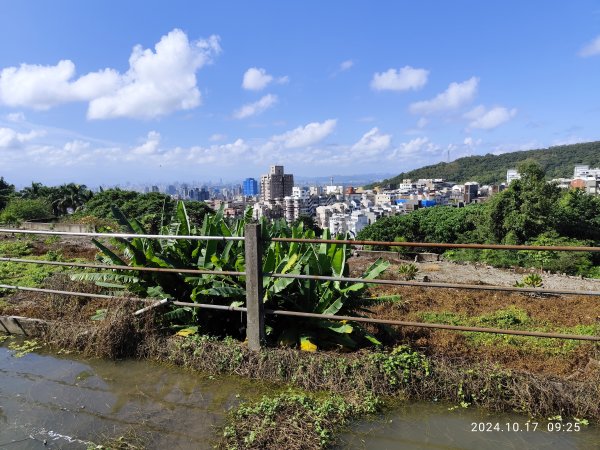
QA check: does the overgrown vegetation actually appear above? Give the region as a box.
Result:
[72,203,388,350]
[514,273,543,288]
[0,239,69,297]
[2,286,598,448]
[160,334,600,436]
[221,391,379,449]
[418,306,600,355]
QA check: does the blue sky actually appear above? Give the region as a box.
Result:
[1,1,600,187]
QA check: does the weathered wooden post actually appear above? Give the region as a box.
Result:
[244,223,265,350]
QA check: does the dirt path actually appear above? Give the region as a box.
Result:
[350,254,600,292]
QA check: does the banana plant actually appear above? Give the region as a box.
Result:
[261,223,389,350]
[73,201,389,349]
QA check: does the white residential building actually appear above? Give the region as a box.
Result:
[574,164,600,179]
[291,186,310,200]
[375,193,397,205]
[325,185,344,195]
[309,186,323,196]
[506,169,520,184]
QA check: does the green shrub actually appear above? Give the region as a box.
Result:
[397,263,418,280]
[0,198,52,224]
[0,240,33,257]
[514,274,543,288]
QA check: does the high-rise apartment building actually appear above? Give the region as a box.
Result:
[243,178,259,196]
[260,165,293,201]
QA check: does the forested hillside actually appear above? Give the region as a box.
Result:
[369,141,600,187]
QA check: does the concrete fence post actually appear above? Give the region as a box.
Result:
[244,223,265,350]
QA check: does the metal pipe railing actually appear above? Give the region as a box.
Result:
[2,257,597,297]
[0,228,244,241]
[1,227,599,252]
[271,237,600,252]
[2,224,599,347]
[0,284,151,302]
[0,257,245,277]
[1,284,597,342]
[265,272,600,297]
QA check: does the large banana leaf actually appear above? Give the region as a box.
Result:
[91,238,127,266]
[88,201,390,350]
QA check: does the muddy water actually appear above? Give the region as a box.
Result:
[1,340,599,450]
[0,340,256,449]
[340,402,600,450]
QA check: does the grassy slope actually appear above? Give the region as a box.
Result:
[366,140,600,188]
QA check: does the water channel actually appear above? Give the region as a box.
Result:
[1,339,598,449]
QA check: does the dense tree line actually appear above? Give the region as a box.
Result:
[0,179,211,231]
[368,140,600,188]
[72,189,213,232]
[358,162,600,276]
[0,180,93,223]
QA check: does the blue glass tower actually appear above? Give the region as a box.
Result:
[243,178,258,196]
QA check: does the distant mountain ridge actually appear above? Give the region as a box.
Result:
[367,141,600,188]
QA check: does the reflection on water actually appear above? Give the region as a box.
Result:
[340,402,600,450]
[1,339,599,449]
[0,340,252,449]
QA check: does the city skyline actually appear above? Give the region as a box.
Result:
[2,2,600,186]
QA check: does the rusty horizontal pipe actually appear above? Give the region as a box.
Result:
[263,309,600,342]
[264,272,600,296]
[271,237,600,252]
[0,257,245,277]
[0,228,244,241]
[0,256,598,296]
[0,284,151,302]
[1,227,598,252]
[0,284,596,341]
[167,302,600,341]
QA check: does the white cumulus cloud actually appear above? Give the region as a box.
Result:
[0,29,221,119]
[233,94,278,119]
[88,30,221,119]
[0,127,43,148]
[242,67,272,90]
[0,60,120,110]
[579,35,600,57]
[389,137,439,159]
[351,128,391,153]
[242,67,288,91]
[132,131,161,155]
[409,77,479,114]
[371,66,429,91]
[271,119,337,148]
[465,105,517,130]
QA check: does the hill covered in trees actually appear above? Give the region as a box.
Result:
[368,141,600,188]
